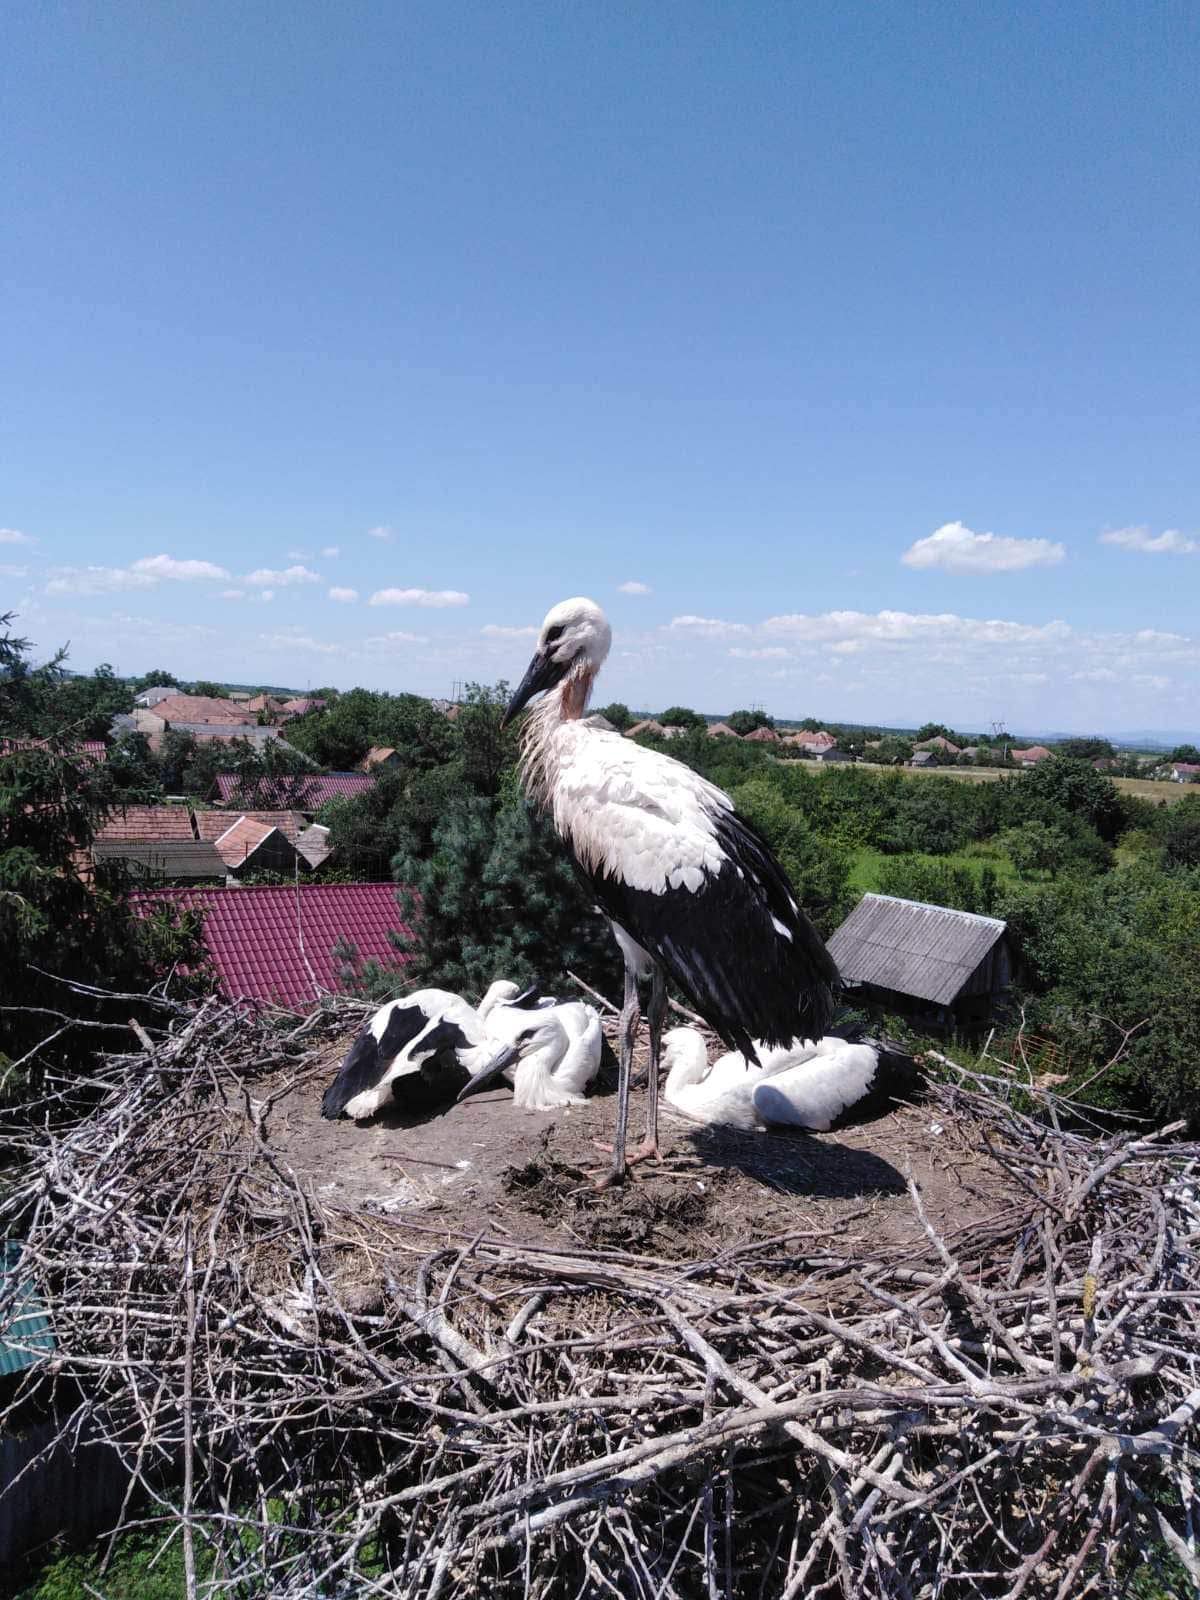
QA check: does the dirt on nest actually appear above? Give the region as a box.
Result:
[257,1026,1021,1263]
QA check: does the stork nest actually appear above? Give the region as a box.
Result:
[3,993,1199,1598]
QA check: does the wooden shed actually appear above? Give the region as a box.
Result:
[827,893,1011,1028]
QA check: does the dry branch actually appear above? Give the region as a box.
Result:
[2,995,1199,1596]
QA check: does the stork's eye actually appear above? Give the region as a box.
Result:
[544,624,565,646]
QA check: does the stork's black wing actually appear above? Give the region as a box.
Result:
[577,807,839,1061]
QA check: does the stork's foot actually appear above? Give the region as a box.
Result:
[591,1138,660,1167]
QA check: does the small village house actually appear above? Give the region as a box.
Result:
[827,893,1011,1028]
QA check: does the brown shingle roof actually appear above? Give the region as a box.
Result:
[359,746,399,771]
[744,725,781,742]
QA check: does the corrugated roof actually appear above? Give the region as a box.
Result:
[132,883,412,1007]
[92,841,227,880]
[213,772,374,808]
[827,893,1007,1006]
[0,1242,55,1377]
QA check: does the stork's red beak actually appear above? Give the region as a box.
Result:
[501,648,568,728]
[456,1042,521,1102]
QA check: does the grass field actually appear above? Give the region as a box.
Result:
[849,762,1190,804]
[846,844,1018,895]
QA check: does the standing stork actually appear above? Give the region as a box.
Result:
[500,597,839,1184]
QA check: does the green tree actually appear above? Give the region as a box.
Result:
[55,663,133,741]
[999,821,1071,879]
[1162,797,1200,869]
[389,794,612,996]
[875,855,999,915]
[1169,744,1200,765]
[659,705,707,731]
[731,778,852,935]
[596,701,633,731]
[1,625,206,1099]
[132,668,179,691]
[1056,737,1115,762]
[190,680,229,698]
[728,709,774,736]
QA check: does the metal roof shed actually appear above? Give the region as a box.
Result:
[827,893,1010,1019]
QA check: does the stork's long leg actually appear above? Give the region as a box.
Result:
[632,964,666,1164]
[596,961,641,1188]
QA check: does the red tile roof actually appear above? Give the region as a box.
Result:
[209,816,276,867]
[150,694,250,725]
[194,808,307,844]
[131,883,412,1007]
[96,805,198,843]
[0,738,106,763]
[213,772,374,808]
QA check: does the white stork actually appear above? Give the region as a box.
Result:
[501,597,839,1184]
[661,1026,920,1133]
[320,988,521,1121]
[457,1004,603,1109]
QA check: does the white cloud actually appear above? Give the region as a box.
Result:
[329,587,359,603]
[321,545,340,558]
[243,565,321,587]
[368,587,469,608]
[669,614,751,637]
[482,624,538,639]
[761,609,1072,647]
[1133,673,1171,690]
[286,548,311,560]
[901,521,1065,574]
[1073,667,1118,683]
[618,580,652,595]
[221,589,246,601]
[0,563,29,578]
[131,553,232,582]
[729,646,791,660]
[0,528,33,545]
[260,590,275,603]
[45,565,157,595]
[260,632,339,655]
[362,630,429,649]
[367,525,394,542]
[1099,525,1198,555]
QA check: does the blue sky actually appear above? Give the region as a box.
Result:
[3,1,1197,733]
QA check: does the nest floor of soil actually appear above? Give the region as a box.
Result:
[265,1026,1012,1267]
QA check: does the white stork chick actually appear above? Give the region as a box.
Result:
[320,989,511,1121]
[500,597,839,1183]
[458,1006,603,1110]
[661,1027,920,1133]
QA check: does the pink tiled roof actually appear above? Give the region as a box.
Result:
[1011,745,1053,762]
[1173,762,1200,776]
[277,697,327,717]
[131,883,412,1007]
[213,772,374,808]
[194,808,307,844]
[745,726,781,742]
[96,805,197,843]
[787,729,836,750]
